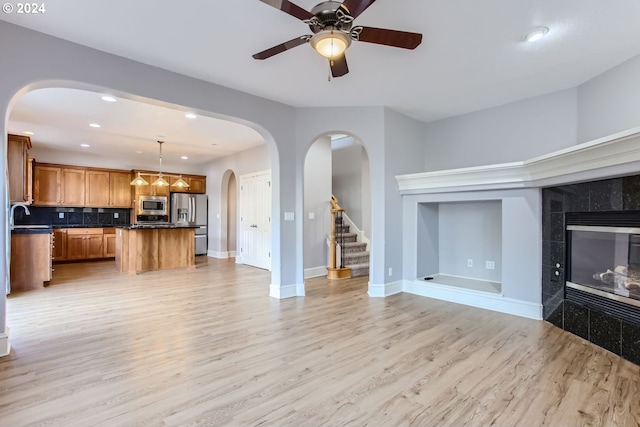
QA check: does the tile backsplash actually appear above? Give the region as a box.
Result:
[13,206,131,227]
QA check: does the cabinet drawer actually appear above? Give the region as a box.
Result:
[67,228,104,235]
[102,227,116,235]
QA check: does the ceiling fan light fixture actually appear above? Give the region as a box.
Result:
[311,30,350,59]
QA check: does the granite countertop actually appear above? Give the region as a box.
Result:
[117,224,200,230]
[11,225,53,234]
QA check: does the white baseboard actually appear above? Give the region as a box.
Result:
[269,283,298,299]
[304,266,326,279]
[368,280,403,297]
[0,328,10,357]
[207,250,237,259]
[296,282,306,296]
[403,279,543,320]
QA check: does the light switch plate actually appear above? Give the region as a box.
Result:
[58,212,64,219]
[284,212,294,221]
[114,213,119,219]
[308,212,315,220]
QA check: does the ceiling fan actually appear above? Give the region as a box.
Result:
[252,0,423,78]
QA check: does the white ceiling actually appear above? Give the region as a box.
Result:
[3,0,640,165]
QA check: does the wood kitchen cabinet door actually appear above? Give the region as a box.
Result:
[66,228,106,260]
[66,234,87,260]
[103,231,117,258]
[86,235,105,259]
[109,171,132,207]
[61,168,85,206]
[8,134,32,204]
[52,229,67,261]
[85,170,110,207]
[188,176,206,194]
[34,166,62,206]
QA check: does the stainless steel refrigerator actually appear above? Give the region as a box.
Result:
[171,193,208,255]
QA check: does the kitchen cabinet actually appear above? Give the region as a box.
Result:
[109,171,133,207]
[85,170,132,208]
[187,176,206,194]
[33,164,86,206]
[103,228,116,258]
[52,229,67,261]
[8,134,33,204]
[10,232,52,292]
[66,228,105,260]
[85,170,110,206]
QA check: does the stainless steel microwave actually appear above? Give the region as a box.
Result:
[138,195,167,215]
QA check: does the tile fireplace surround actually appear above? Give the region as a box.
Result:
[396,127,640,367]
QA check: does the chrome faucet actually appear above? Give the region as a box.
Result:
[9,203,30,230]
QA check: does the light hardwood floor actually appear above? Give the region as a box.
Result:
[1,258,639,427]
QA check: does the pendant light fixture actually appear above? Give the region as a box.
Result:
[130,140,191,188]
[172,175,190,188]
[130,172,149,186]
[151,141,169,187]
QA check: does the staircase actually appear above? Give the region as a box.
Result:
[335,217,370,277]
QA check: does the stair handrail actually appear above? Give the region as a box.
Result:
[341,212,370,251]
[327,195,350,279]
[329,195,344,271]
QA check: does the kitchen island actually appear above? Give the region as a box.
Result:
[115,225,197,275]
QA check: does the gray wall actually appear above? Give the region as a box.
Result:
[578,54,640,142]
[303,137,331,271]
[438,201,502,282]
[331,139,372,239]
[423,88,578,170]
[383,108,426,283]
[204,144,271,256]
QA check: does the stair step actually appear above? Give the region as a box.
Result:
[343,251,370,265]
[336,233,358,243]
[336,224,350,233]
[341,242,367,253]
[348,262,369,277]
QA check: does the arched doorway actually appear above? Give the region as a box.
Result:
[302,133,372,285]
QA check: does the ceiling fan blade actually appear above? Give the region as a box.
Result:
[356,26,422,49]
[330,55,349,77]
[252,36,309,60]
[339,0,377,19]
[258,0,314,21]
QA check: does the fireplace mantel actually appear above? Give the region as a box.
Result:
[397,127,640,194]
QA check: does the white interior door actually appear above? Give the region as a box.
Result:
[239,170,271,270]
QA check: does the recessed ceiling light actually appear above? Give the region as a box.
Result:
[80,143,90,148]
[89,123,101,128]
[185,113,197,119]
[525,27,549,42]
[136,150,143,154]
[22,131,34,135]
[181,156,189,160]
[101,95,117,102]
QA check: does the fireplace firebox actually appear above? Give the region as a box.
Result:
[567,225,640,306]
[565,212,640,325]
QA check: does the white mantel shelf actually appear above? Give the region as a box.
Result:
[397,127,640,193]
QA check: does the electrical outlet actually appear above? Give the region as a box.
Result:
[58,212,64,219]
[308,212,315,220]
[486,261,495,270]
[114,213,119,219]
[388,267,393,276]
[467,259,473,267]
